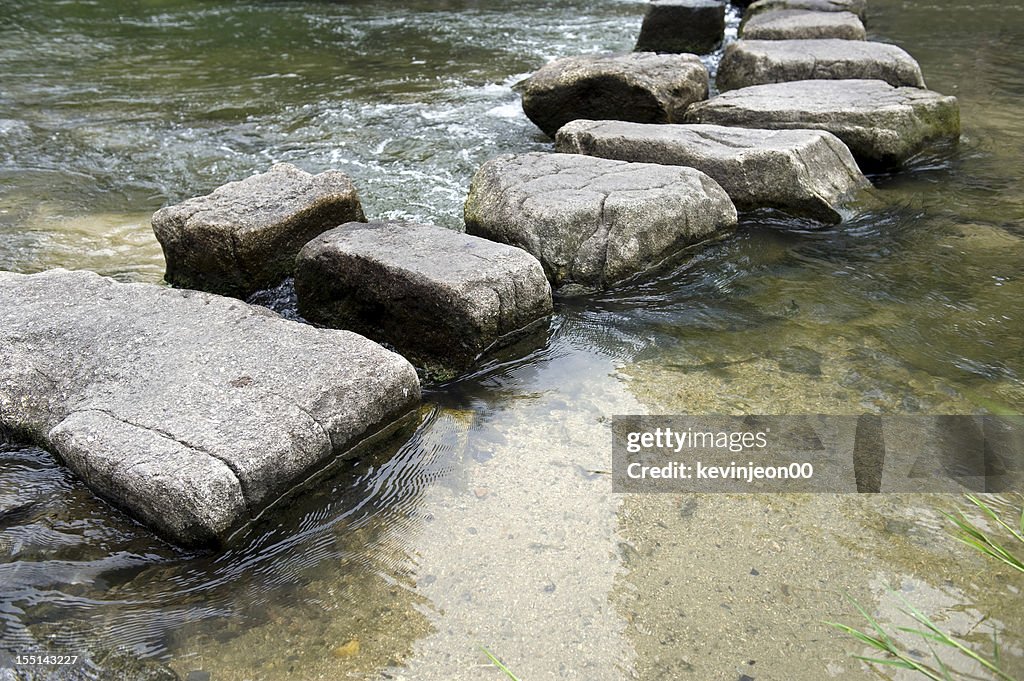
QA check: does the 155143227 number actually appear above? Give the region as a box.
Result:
[15,655,79,666]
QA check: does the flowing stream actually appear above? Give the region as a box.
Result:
[0,0,1022,679]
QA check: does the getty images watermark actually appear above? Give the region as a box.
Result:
[611,415,1023,493]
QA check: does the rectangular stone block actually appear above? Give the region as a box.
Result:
[464,152,737,289]
[686,79,960,168]
[295,221,554,381]
[740,9,866,40]
[0,269,420,547]
[717,39,925,92]
[556,120,870,222]
[515,52,708,137]
[152,163,365,298]
[635,0,726,54]
[745,0,867,23]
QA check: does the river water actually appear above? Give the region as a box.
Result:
[0,0,1021,679]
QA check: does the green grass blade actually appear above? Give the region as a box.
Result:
[894,593,1019,681]
[844,593,897,648]
[966,495,1024,543]
[480,645,522,681]
[894,625,953,643]
[944,502,1024,574]
[829,496,1024,681]
[851,655,915,669]
[923,638,955,681]
[851,654,945,681]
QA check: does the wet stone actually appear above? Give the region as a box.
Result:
[152,163,365,298]
[740,9,866,40]
[744,0,867,23]
[295,221,553,381]
[514,52,708,137]
[685,79,960,168]
[556,119,870,222]
[717,39,926,91]
[464,152,737,289]
[634,0,726,55]
[0,269,420,547]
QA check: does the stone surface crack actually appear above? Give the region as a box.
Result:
[267,390,332,452]
[689,127,752,149]
[67,407,255,517]
[596,193,613,286]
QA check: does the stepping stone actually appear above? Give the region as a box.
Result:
[464,152,737,289]
[685,79,960,168]
[745,0,867,22]
[0,269,419,547]
[717,39,925,91]
[152,163,365,298]
[634,0,726,55]
[740,9,866,40]
[556,120,870,222]
[295,222,553,381]
[515,53,708,138]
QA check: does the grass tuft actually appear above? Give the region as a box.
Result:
[943,494,1024,575]
[827,494,1024,681]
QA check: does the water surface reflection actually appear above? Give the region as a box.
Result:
[0,0,1022,678]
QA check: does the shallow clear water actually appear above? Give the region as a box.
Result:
[0,0,1022,679]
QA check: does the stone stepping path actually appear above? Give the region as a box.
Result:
[686,79,960,168]
[464,152,737,289]
[294,221,553,382]
[6,0,974,547]
[717,39,925,91]
[153,163,364,298]
[739,9,866,40]
[556,120,870,223]
[0,269,420,547]
[515,52,708,137]
[634,0,726,54]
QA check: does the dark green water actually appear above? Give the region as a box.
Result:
[0,0,1022,679]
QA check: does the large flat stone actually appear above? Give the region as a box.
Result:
[152,163,365,299]
[717,39,925,91]
[464,152,737,289]
[0,269,420,547]
[634,0,726,55]
[685,79,960,168]
[514,52,708,137]
[740,9,866,40]
[745,0,867,22]
[556,120,870,222]
[295,222,553,381]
